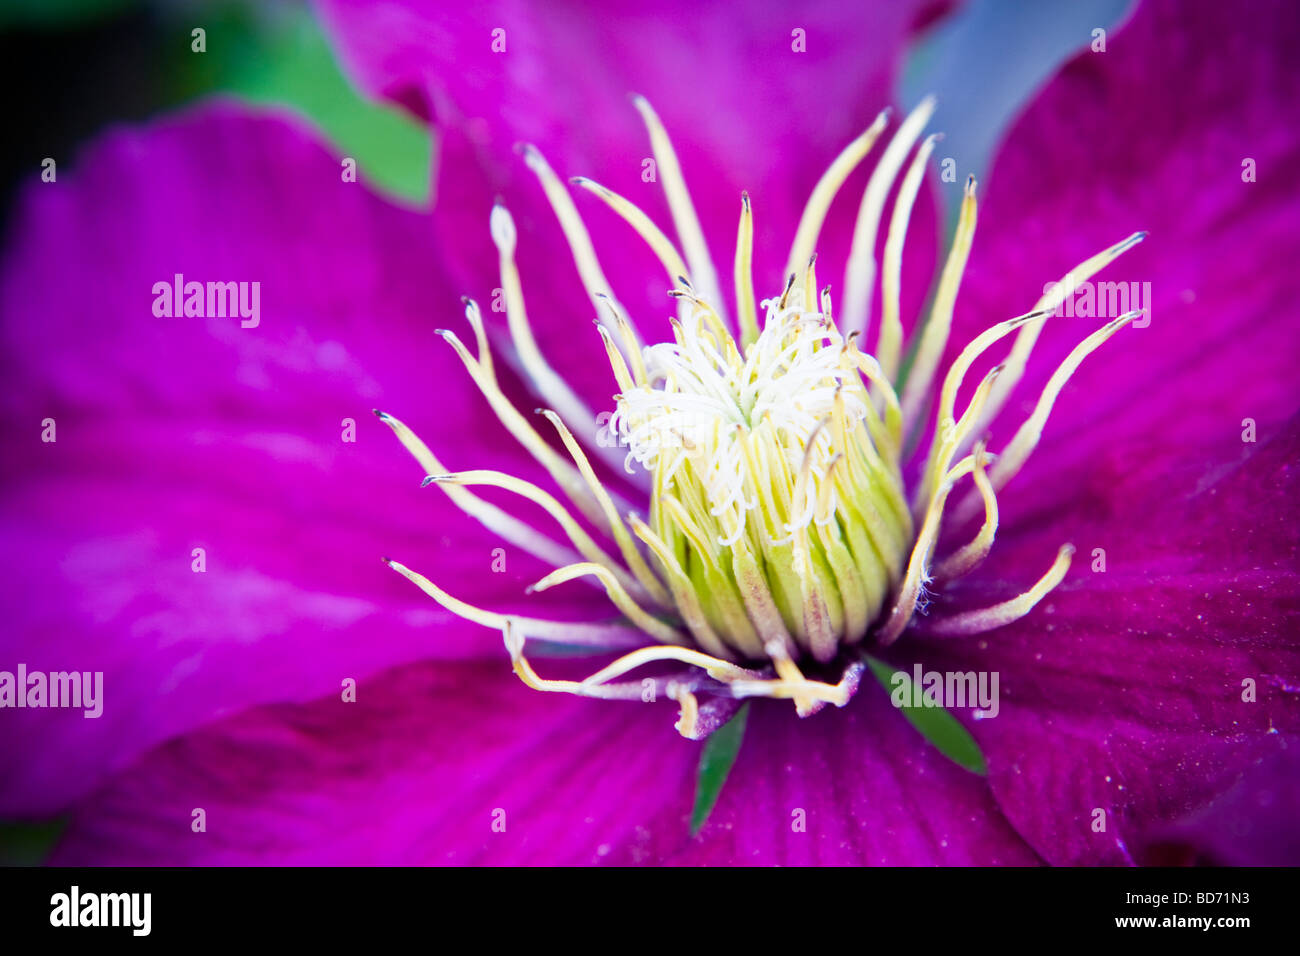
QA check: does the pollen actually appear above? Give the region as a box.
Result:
[378,95,1146,737]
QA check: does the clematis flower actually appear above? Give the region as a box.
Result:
[376,90,1145,738]
[0,0,1297,866]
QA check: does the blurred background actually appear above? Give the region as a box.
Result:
[0,0,1132,863]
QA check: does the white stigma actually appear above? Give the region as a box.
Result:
[612,286,869,546]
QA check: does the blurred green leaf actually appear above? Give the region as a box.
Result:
[0,0,140,30]
[166,2,431,205]
[690,702,749,836]
[0,819,66,866]
[865,655,988,776]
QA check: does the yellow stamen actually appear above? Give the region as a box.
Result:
[929,544,1075,636]
[518,143,637,343]
[878,132,940,381]
[901,175,978,429]
[632,95,724,314]
[842,95,937,336]
[571,176,691,286]
[528,562,686,646]
[734,192,759,348]
[785,107,891,278]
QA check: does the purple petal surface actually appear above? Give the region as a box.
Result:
[0,104,608,816]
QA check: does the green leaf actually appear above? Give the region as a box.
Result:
[0,819,67,866]
[689,702,749,836]
[165,2,431,205]
[865,655,988,776]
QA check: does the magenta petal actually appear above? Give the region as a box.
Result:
[50,659,1035,865]
[902,412,1300,865]
[50,660,700,865]
[317,0,945,409]
[1140,746,1300,866]
[0,104,608,817]
[316,0,944,206]
[946,0,1300,525]
[896,0,1300,864]
[666,683,1038,865]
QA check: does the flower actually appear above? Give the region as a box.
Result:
[0,0,1297,865]
[378,93,1144,737]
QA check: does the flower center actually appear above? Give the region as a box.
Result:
[376,95,1144,738]
[611,280,911,665]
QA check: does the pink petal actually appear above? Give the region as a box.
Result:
[50,658,1035,864]
[902,411,1300,864]
[51,659,700,864]
[317,0,946,410]
[0,104,608,816]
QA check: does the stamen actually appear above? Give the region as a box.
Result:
[901,175,978,430]
[846,340,904,454]
[789,420,841,662]
[387,560,646,649]
[976,231,1147,436]
[878,132,941,381]
[666,681,700,738]
[518,143,638,343]
[734,192,759,348]
[423,469,644,600]
[842,96,937,336]
[538,409,672,608]
[877,451,982,645]
[933,441,998,581]
[607,304,648,384]
[955,311,1140,524]
[629,515,736,661]
[595,324,636,393]
[461,296,494,379]
[785,107,891,278]
[491,203,619,476]
[632,95,725,315]
[928,544,1075,636]
[915,309,1047,509]
[502,623,690,701]
[374,410,580,571]
[726,641,859,714]
[435,326,613,530]
[528,562,687,646]
[571,177,691,286]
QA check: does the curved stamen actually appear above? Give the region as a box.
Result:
[528,562,687,646]
[933,441,998,581]
[976,230,1147,437]
[901,175,979,431]
[424,469,644,600]
[632,94,725,317]
[387,560,646,649]
[571,176,691,287]
[435,326,613,529]
[842,95,937,336]
[785,106,891,279]
[538,409,672,608]
[928,544,1075,636]
[375,410,580,571]
[517,142,639,344]
[878,132,941,381]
